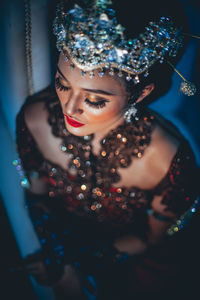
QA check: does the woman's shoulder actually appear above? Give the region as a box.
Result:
[147,112,196,183]
[17,86,69,168]
[148,108,184,140]
[148,115,181,174]
[15,87,55,172]
[129,109,196,190]
[19,85,57,131]
[148,109,197,175]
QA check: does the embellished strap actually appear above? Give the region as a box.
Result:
[151,140,200,216]
[146,209,175,222]
[16,86,58,178]
[16,99,44,174]
[167,196,200,236]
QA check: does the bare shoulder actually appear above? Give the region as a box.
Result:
[146,121,180,177]
[138,115,181,187]
[22,90,68,169]
[23,86,57,132]
[23,99,56,159]
[24,100,48,131]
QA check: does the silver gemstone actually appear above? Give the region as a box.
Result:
[84,135,90,140]
[126,75,131,81]
[66,186,72,192]
[96,203,102,209]
[133,75,140,84]
[130,192,135,197]
[60,145,67,152]
[109,69,114,76]
[77,193,84,200]
[118,71,123,77]
[89,71,95,78]
[97,43,103,49]
[81,71,86,77]
[180,81,196,96]
[98,71,105,77]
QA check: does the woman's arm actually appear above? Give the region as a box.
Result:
[114,132,199,255]
[16,95,69,285]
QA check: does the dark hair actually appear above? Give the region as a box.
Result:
[111,0,189,105]
[53,0,189,104]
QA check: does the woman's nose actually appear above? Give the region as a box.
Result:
[64,93,83,116]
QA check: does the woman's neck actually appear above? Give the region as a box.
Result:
[91,115,125,156]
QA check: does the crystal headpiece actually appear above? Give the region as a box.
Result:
[53,0,197,96]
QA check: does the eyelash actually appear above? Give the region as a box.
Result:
[55,77,70,91]
[85,98,107,109]
[55,77,108,109]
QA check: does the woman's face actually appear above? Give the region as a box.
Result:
[55,53,129,137]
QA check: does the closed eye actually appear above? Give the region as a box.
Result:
[55,77,70,92]
[85,98,109,109]
[55,76,109,108]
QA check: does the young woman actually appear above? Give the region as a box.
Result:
[16,0,199,299]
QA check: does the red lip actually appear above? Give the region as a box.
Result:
[64,114,85,127]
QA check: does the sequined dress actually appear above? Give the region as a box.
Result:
[16,87,199,299]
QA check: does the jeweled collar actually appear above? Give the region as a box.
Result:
[45,96,156,222]
[46,96,155,182]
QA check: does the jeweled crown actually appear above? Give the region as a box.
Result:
[53,0,196,95]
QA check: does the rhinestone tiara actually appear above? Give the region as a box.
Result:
[53,0,197,96]
[53,1,183,78]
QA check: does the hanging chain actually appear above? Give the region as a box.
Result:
[24,0,34,95]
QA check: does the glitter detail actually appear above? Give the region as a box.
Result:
[13,158,30,189]
[81,184,87,191]
[180,81,197,96]
[101,151,107,157]
[133,75,140,84]
[81,70,86,77]
[77,193,84,200]
[98,70,105,77]
[61,145,67,152]
[126,74,132,82]
[124,103,138,123]
[44,97,155,223]
[16,93,199,230]
[68,144,73,150]
[89,71,95,78]
[167,197,200,235]
[109,69,114,76]
[53,3,183,77]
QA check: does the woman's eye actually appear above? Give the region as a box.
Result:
[85,98,108,109]
[55,77,70,92]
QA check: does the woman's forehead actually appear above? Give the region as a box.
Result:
[57,53,127,95]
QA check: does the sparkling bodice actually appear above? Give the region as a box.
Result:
[16,88,199,234]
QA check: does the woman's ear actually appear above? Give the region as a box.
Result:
[135,83,155,104]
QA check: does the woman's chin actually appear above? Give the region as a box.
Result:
[65,122,93,137]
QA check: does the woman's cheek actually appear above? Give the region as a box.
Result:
[86,106,120,122]
[56,91,66,107]
[55,89,61,100]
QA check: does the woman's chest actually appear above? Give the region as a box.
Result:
[40,133,153,225]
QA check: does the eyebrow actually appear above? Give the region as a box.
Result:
[56,66,116,96]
